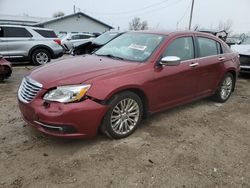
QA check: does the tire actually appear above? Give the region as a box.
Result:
[31,49,51,65]
[0,75,4,82]
[101,91,143,139]
[212,73,234,103]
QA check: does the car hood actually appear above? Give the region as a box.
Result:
[231,44,250,56]
[28,55,141,89]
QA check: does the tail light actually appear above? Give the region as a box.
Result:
[54,39,61,45]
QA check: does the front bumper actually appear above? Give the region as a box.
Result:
[240,55,250,73]
[18,97,109,139]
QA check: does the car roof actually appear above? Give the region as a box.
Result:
[129,30,223,41]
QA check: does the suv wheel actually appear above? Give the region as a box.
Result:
[101,91,143,139]
[212,73,234,103]
[32,49,51,65]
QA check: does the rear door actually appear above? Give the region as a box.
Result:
[153,36,199,110]
[4,26,33,58]
[0,26,9,57]
[194,36,225,96]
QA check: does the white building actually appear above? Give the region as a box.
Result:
[0,12,113,35]
[35,12,113,35]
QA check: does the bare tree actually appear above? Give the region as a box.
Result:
[129,17,148,31]
[53,11,65,18]
[218,19,233,34]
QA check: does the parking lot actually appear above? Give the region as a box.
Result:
[0,57,250,188]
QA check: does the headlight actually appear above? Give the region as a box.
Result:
[43,84,91,103]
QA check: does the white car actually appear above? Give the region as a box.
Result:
[231,37,250,73]
[61,33,95,52]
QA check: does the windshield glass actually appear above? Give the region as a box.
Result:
[95,33,165,62]
[241,37,250,45]
[93,32,120,45]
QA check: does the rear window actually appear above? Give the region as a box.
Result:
[34,29,57,38]
[197,37,221,57]
[4,27,32,38]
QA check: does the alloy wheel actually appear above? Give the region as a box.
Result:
[36,52,49,64]
[220,76,233,100]
[110,98,140,135]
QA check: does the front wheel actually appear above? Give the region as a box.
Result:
[101,91,143,139]
[31,49,51,65]
[212,73,234,103]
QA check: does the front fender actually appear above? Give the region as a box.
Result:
[87,82,148,102]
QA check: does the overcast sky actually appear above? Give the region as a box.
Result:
[0,0,250,34]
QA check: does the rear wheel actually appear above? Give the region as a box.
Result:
[212,73,234,103]
[101,91,143,139]
[31,49,51,65]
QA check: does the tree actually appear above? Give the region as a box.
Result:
[218,19,233,34]
[129,17,148,31]
[53,11,65,18]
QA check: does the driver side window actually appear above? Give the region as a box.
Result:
[163,37,194,61]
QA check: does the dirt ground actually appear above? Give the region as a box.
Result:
[0,60,250,188]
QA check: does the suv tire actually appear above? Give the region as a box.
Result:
[31,49,51,65]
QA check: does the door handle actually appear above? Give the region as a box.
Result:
[218,57,225,61]
[189,62,199,67]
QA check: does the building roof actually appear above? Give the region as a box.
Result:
[35,12,113,29]
[0,14,49,26]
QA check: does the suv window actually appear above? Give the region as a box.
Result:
[197,37,219,57]
[4,27,32,38]
[34,29,57,38]
[79,35,92,39]
[163,37,194,61]
[71,35,81,40]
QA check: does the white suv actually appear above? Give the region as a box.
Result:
[0,25,63,65]
[61,33,95,52]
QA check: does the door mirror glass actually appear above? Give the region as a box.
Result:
[160,56,181,66]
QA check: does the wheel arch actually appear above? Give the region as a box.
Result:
[100,86,149,118]
[28,45,54,60]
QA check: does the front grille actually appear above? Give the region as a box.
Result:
[240,55,250,66]
[18,77,43,103]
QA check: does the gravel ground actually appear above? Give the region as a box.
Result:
[0,59,250,188]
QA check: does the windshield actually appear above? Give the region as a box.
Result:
[93,32,120,45]
[95,33,165,62]
[241,37,250,45]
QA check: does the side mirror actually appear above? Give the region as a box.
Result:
[160,56,181,66]
[0,54,3,59]
[67,38,71,41]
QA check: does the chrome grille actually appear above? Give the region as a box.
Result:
[18,77,43,103]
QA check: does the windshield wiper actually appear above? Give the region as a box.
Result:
[95,54,125,60]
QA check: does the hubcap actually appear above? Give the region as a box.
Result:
[110,98,140,135]
[220,76,233,100]
[36,52,49,64]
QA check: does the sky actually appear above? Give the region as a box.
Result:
[0,0,250,34]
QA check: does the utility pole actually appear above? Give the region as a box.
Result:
[188,0,195,30]
[73,5,76,14]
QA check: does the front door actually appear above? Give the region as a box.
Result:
[152,36,199,110]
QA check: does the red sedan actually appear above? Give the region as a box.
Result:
[18,31,240,139]
[0,55,12,82]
